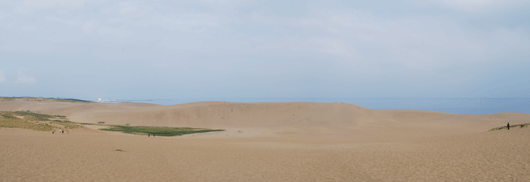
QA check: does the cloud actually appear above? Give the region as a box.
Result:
[16,70,36,84]
[0,70,6,83]
[430,0,530,12]
[248,8,499,70]
[0,0,529,98]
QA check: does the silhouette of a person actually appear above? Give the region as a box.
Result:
[507,122,510,130]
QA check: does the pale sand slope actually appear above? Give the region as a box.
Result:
[1,128,529,181]
[1,100,530,181]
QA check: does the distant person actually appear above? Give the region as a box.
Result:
[52,130,55,134]
[59,129,62,134]
[67,130,69,134]
[522,124,525,128]
[507,122,510,130]
[148,134,150,137]
[62,130,64,134]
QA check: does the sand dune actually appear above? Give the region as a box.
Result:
[1,100,528,138]
[1,100,530,181]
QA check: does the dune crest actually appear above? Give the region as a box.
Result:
[1,100,529,139]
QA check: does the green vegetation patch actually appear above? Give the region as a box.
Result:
[0,112,18,119]
[490,123,529,131]
[0,115,55,131]
[100,125,224,136]
[12,111,54,121]
[0,111,81,131]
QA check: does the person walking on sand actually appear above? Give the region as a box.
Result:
[507,122,510,130]
[52,130,55,134]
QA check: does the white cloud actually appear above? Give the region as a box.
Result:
[253,9,489,69]
[0,70,6,83]
[16,70,36,84]
[430,0,529,12]
[0,0,529,98]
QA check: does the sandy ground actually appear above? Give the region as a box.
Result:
[1,100,530,181]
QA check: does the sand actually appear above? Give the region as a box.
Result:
[1,100,530,181]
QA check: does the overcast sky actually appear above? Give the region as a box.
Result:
[1,0,529,100]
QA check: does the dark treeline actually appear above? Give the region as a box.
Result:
[0,97,92,103]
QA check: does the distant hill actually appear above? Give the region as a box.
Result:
[2,100,530,140]
[0,97,92,103]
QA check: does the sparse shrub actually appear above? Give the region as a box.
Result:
[490,123,530,131]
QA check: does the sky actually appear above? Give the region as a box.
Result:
[1,0,530,101]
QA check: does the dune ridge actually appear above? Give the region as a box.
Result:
[1,100,528,138]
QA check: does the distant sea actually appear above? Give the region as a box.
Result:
[113,98,530,115]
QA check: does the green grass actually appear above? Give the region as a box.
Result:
[0,111,80,131]
[1,110,222,136]
[0,117,55,131]
[12,111,54,121]
[0,112,18,119]
[490,123,529,131]
[100,125,224,136]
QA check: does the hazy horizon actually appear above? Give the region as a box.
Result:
[3,96,529,114]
